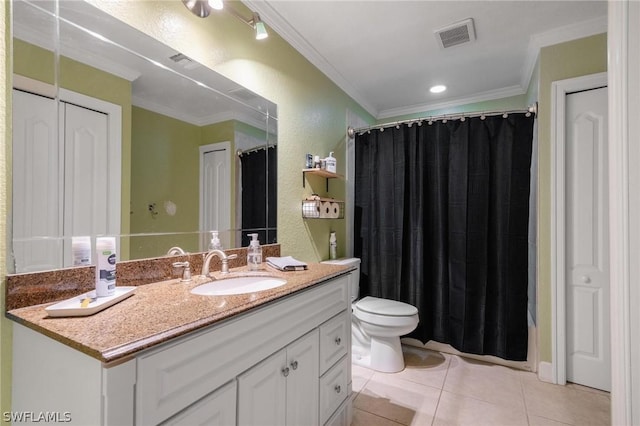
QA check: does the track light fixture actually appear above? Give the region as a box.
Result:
[182,0,268,40]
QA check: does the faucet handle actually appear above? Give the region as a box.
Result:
[172,261,192,282]
[227,254,238,260]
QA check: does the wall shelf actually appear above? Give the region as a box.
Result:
[302,168,343,191]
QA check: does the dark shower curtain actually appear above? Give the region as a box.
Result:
[354,114,534,361]
[240,146,277,246]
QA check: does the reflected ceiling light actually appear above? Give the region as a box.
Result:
[182,0,222,18]
[430,84,447,94]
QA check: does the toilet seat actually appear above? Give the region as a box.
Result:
[354,296,419,328]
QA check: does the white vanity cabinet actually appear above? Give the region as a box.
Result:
[11,273,352,426]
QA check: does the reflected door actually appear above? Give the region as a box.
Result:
[565,86,610,391]
[13,90,112,272]
[12,89,61,272]
[200,143,231,250]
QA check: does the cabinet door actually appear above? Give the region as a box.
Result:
[162,380,236,426]
[286,330,320,426]
[238,349,287,426]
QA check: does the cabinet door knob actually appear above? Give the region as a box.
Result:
[334,385,341,394]
[290,360,298,370]
[335,336,341,345]
[282,367,290,377]
[581,275,591,283]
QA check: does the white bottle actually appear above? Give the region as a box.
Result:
[209,230,223,250]
[72,236,92,266]
[96,237,117,297]
[329,231,337,260]
[324,151,337,173]
[247,233,262,271]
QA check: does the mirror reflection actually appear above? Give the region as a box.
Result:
[11,0,277,273]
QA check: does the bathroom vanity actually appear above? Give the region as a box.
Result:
[8,264,353,426]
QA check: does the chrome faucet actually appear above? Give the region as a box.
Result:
[167,246,186,256]
[201,250,238,277]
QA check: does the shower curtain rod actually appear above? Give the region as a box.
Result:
[347,102,538,139]
[236,144,275,156]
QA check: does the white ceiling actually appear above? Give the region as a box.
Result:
[247,0,608,119]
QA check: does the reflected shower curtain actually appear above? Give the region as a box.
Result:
[239,146,277,246]
[354,114,534,360]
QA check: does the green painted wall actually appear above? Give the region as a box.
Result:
[130,106,201,258]
[536,33,607,363]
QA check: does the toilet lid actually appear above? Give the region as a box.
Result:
[355,296,418,316]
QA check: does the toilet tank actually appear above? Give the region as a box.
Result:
[321,258,361,302]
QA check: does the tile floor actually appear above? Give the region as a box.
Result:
[351,345,611,426]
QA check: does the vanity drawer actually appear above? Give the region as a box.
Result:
[319,355,349,425]
[319,310,350,374]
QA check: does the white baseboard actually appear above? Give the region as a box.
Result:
[538,361,554,383]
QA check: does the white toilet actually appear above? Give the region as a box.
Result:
[322,258,419,373]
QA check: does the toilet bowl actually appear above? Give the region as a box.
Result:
[321,258,419,373]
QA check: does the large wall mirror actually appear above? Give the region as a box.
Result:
[11,0,277,273]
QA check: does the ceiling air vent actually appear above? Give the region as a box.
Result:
[434,18,476,49]
[169,53,199,70]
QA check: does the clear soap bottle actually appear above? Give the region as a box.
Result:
[247,233,262,271]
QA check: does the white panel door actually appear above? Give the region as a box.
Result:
[200,144,230,250]
[566,87,610,391]
[63,103,109,245]
[12,89,62,272]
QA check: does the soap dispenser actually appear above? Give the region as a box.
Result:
[209,230,223,250]
[324,151,337,173]
[247,233,262,271]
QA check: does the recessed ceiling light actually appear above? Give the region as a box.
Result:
[430,85,447,94]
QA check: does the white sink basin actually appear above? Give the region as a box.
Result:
[191,276,287,296]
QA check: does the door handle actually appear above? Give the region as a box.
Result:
[282,367,290,377]
[290,360,298,370]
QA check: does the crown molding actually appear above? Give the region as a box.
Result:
[377,85,525,120]
[521,15,607,95]
[243,0,380,117]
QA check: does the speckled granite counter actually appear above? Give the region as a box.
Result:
[6,263,352,364]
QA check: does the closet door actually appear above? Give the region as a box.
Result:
[62,103,109,265]
[12,89,62,272]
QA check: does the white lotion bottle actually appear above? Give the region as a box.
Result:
[329,231,337,260]
[325,151,337,173]
[72,236,92,266]
[247,233,262,271]
[96,237,117,297]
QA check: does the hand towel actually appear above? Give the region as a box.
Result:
[266,256,308,271]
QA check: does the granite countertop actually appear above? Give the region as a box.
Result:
[6,262,352,364]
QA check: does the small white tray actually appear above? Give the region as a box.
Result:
[45,286,136,317]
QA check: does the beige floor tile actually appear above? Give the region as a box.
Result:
[353,363,376,393]
[521,373,611,425]
[352,408,405,426]
[443,355,525,410]
[395,346,451,389]
[354,372,441,425]
[433,390,528,426]
[528,414,573,425]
